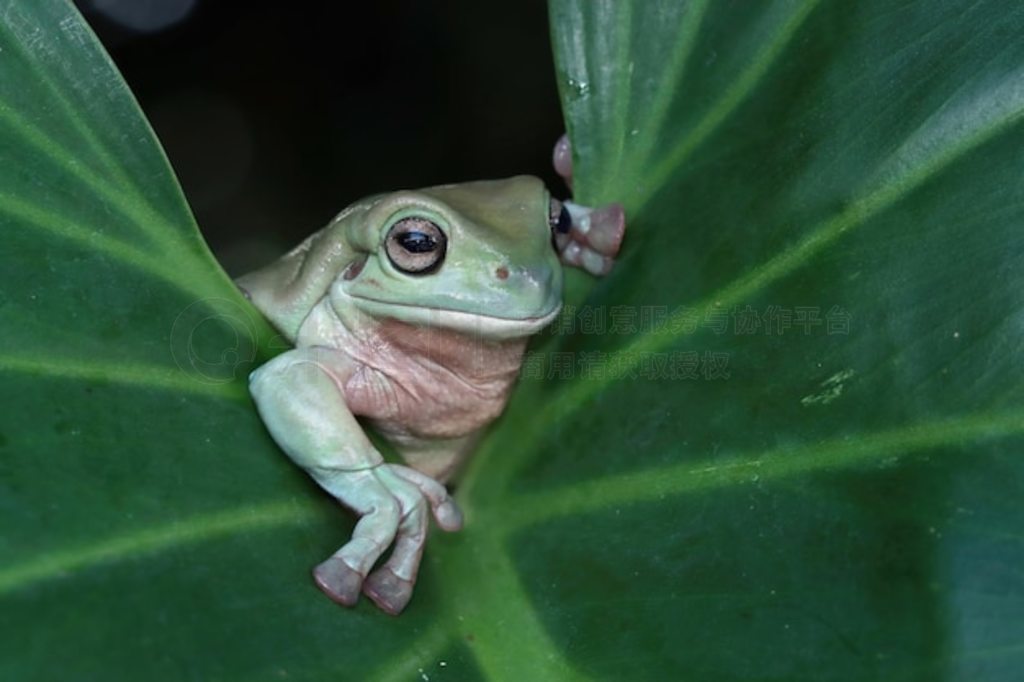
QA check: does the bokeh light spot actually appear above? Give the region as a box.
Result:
[89,0,198,33]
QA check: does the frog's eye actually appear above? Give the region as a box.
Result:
[549,198,571,244]
[385,216,447,274]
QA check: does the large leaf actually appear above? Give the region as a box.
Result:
[528,0,1024,679]
[2,0,1023,680]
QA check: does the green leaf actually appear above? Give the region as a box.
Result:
[3,0,1024,680]
[526,0,1024,679]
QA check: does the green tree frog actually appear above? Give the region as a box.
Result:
[238,137,624,614]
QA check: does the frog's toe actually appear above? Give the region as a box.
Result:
[313,557,363,607]
[559,201,626,275]
[584,202,626,257]
[552,133,573,189]
[363,567,414,615]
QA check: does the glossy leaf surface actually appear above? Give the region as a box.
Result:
[2,0,1023,680]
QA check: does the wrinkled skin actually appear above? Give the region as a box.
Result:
[239,137,624,615]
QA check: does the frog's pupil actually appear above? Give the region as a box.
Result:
[398,231,435,253]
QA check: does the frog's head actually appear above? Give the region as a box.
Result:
[333,175,565,340]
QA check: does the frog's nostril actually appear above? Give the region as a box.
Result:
[495,266,510,281]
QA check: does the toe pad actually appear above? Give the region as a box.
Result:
[363,567,414,615]
[313,557,363,607]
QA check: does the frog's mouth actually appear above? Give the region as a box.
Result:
[346,294,562,340]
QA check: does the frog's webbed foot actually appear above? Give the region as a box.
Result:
[311,463,462,615]
[551,134,626,276]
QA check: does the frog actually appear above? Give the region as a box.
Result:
[238,136,624,615]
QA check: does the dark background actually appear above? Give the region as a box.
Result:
[73,0,564,275]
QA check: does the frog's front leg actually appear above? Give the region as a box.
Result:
[551,134,626,276]
[249,348,462,615]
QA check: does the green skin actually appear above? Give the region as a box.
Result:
[240,164,623,615]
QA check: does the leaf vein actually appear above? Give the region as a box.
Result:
[0,191,218,299]
[0,101,185,252]
[630,0,823,208]
[502,409,1024,529]
[0,355,250,402]
[0,500,312,597]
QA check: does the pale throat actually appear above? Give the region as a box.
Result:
[372,318,531,391]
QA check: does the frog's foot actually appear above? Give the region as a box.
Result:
[555,201,626,276]
[553,133,573,190]
[312,556,363,606]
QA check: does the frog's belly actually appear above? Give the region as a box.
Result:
[345,367,506,481]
